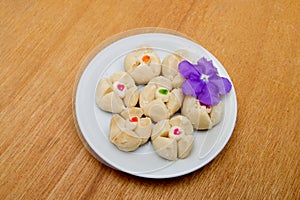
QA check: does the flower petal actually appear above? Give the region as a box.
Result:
[189,71,201,81]
[178,60,200,79]
[198,82,220,106]
[181,81,196,97]
[209,75,232,95]
[181,79,204,97]
[221,77,232,94]
[179,57,232,106]
[197,57,218,76]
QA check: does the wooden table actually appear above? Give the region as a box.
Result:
[1,1,299,199]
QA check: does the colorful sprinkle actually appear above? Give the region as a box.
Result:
[200,102,211,109]
[117,83,125,91]
[130,116,139,122]
[142,55,150,63]
[158,88,168,95]
[173,128,181,135]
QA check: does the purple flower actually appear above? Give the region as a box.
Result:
[178,57,232,106]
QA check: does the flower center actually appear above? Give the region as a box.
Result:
[158,88,168,95]
[173,128,181,135]
[200,102,211,109]
[200,74,209,82]
[142,55,151,64]
[113,81,126,98]
[168,126,184,140]
[200,102,212,113]
[129,116,139,122]
[155,87,169,102]
[117,83,125,91]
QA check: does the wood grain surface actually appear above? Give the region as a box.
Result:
[1,0,299,199]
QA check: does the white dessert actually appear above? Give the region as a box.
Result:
[124,46,161,84]
[139,76,184,122]
[181,96,224,130]
[162,50,190,88]
[109,107,152,151]
[96,71,139,113]
[151,115,194,160]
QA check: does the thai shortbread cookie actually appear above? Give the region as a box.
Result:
[124,46,161,84]
[96,71,139,113]
[162,50,189,88]
[139,76,184,122]
[181,96,224,130]
[109,107,152,152]
[151,115,194,160]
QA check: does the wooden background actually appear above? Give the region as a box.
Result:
[1,0,299,199]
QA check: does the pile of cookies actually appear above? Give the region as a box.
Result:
[95,46,224,161]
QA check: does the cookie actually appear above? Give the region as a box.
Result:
[109,107,152,151]
[161,50,189,88]
[96,71,139,113]
[151,115,194,160]
[181,96,224,130]
[139,76,183,122]
[124,46,161,84]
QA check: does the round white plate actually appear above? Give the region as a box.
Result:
[73,29,237,179]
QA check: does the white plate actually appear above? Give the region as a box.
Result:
[73,29,237,179]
